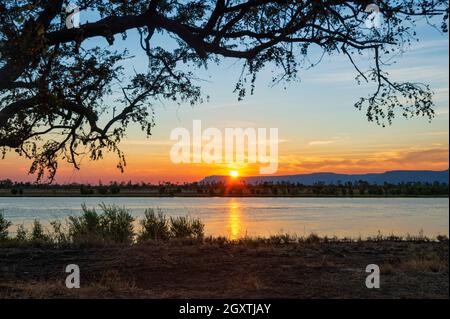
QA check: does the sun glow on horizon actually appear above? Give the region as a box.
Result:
[229,170,239,178]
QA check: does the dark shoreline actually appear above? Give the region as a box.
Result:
[1,193,449,198]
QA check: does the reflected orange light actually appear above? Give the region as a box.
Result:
[227,199,242,240]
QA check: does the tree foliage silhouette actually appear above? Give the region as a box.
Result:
[0,0,448,181]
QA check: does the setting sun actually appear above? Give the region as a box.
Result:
[229,170,239,178]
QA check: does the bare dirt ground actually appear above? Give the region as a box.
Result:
[0,240,448,299]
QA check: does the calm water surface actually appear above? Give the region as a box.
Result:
[0,197,448,238]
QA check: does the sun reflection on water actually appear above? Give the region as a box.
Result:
[227,199,243,240]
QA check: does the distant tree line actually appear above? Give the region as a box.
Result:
[194,181,449,197]
[0,179,448,197]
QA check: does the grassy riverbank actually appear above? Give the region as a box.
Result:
[0,238,448,299]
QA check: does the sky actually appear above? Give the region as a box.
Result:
[0,11,448,184]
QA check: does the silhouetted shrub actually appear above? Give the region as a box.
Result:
[80,187,94,195]
[30,220,50,243]
[305,233,321,243]
[138,208,170,241]
[68,204,102,243]
[170,216,204,239]
[99,204,134,244]
[15,224,28,242]
[50,220,68,245]
[68,204,134,244]
[109,185,121,194]
[97,186,108,195]
[0,211,12,241]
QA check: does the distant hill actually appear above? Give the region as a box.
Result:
[201,170,449,185]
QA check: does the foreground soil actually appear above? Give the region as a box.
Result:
[0,240,448,299]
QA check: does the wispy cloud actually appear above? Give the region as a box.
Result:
[388,66,448,82]
[417,131,449,137]
[308,140,336,146]
[308,137,342,146]
[407,38,449,53]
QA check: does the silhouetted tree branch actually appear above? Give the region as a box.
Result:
[0,0,448,181]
